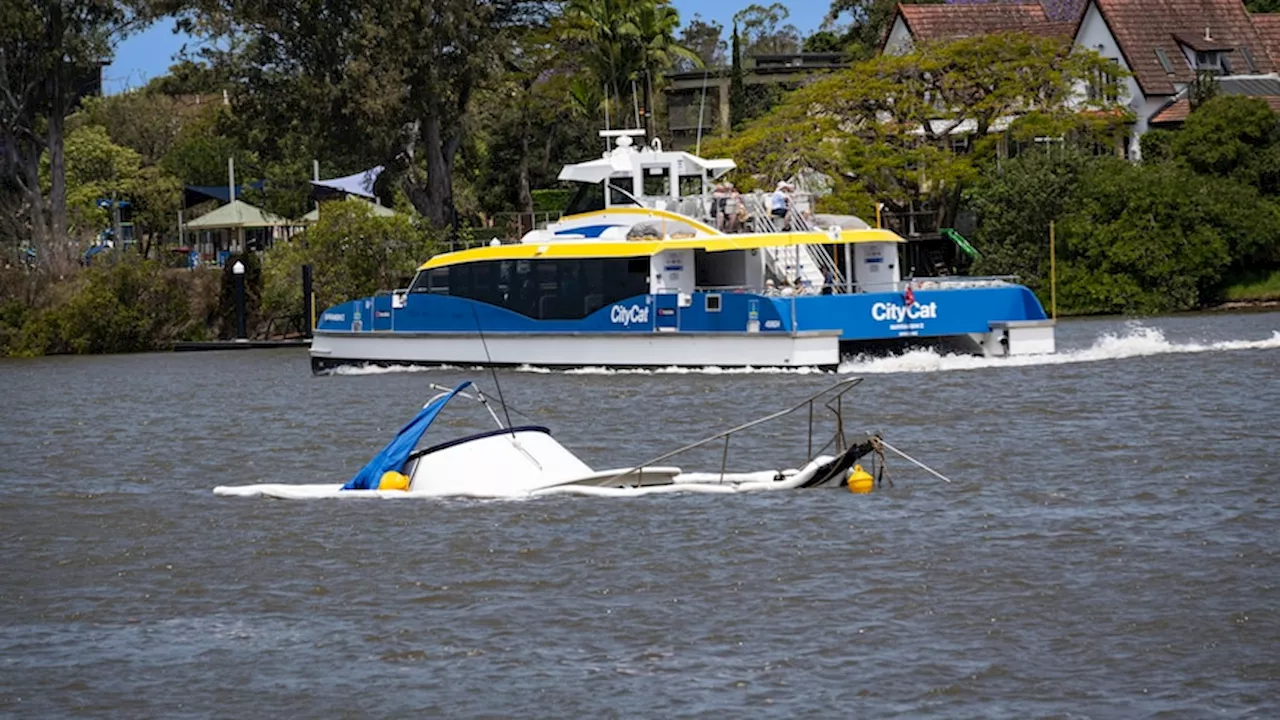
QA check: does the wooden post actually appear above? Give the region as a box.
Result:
[1050,220,1057,320]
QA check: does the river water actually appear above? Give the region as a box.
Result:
[2,312,1277,717]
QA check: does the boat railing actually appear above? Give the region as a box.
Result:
[602,376,871,486]
[477,211,564,242]
[908,275,1017,290]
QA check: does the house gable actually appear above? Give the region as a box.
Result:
[1090,0,1275,98]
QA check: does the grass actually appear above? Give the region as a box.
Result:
[1221,268,1280,302]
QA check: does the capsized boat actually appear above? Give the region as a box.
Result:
[214,378,884,499]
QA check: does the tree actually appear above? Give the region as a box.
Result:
[676,15,727,70]
[1057,160,1274,313]
[50,125,142,241]
[187,0,549,229]
[709,33,1128,227]
[0,0,152,272]
[1171,95,1280,195]
[823,0,942,59]
[561,0,699,138]
[733,3,801,58]
[261,198,441,314]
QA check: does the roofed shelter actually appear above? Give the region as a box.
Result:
[184,199,294,264]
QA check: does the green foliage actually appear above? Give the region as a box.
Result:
[215,252,262,339]
[1057,160,1255,314]
[531,189,573,213]
[1221,268,1280,301]
[968,149,1094,291]
[44,125,142,238]
[1246,0,1280,14]
[1170,96,1280,194]
[260,199,442,318]
[824,0,943,59]
[710,32,1126,223]
[7,258,209,356]
[676,14,726,70]
[968,149,1280,314]
[733,3,801,57]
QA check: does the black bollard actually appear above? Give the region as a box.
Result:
[301,264,314,338]
[232,260,247,340]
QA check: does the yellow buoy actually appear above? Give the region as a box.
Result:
[378,471,410,491]
[847,464,874,494]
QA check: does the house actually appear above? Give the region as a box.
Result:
[884,1,1280,159]
[1075,0,1278,156]
[881,2,1076,55]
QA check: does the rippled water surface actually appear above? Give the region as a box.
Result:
[2,312,1278,717]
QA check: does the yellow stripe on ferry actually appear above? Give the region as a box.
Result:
[420,228,904,270]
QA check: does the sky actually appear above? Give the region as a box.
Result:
[102,1,833,94]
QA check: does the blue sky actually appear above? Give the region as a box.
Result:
[103,1,833,93]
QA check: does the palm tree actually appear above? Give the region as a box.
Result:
[561,0,700,137]
[632,1,702,137]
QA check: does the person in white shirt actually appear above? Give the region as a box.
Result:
[770,181,793,230]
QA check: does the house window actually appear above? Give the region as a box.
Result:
[1155,48,1174,74]
[1195,51,1225,74]
[1087,66,1120,102]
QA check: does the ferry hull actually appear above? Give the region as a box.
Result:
[310,330,842,372]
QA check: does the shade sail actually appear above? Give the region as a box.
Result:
[184,183,265,208]
[311,166,383,199]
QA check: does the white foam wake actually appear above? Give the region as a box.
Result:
[319,327,1278,377]
[838,327,1280,375]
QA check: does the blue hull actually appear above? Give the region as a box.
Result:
[316,285,1049,343]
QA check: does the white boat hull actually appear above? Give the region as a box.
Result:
[310,330,841,371]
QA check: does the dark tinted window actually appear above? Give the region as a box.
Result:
[564,183,605,215]
[419,257,650,320]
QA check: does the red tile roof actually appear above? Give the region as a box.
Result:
[1150,94,1280,124]
[1090,0,1275,98]
[1251,13,1280,67]
[891,2,1073,47]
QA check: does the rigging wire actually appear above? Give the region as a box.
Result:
[468,303,515,434]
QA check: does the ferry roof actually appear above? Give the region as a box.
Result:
[419,229,905,270]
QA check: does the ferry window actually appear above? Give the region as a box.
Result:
[582,259,606,316]
[643,167,670,198]
[608,177,637,206]
[470,262,500,306]
[408,270,429,293]
[680,175,703,198]
[449,264,472,299]
[535,262,558,319]
[419,268,448,294]
[565,183,604,215]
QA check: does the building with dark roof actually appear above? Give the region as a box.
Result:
[881,2,1076,54]
[663,53,851,149]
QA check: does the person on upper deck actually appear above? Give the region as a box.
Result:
[770,182,793,230]
[711,182,729,230]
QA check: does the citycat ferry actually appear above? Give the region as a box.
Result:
[310,130,1054,372]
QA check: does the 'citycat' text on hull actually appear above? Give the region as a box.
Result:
[311,130,1054,372]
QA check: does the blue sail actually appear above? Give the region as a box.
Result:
[341,381,473,490]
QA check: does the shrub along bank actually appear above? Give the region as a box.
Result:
[0,257,219,356]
